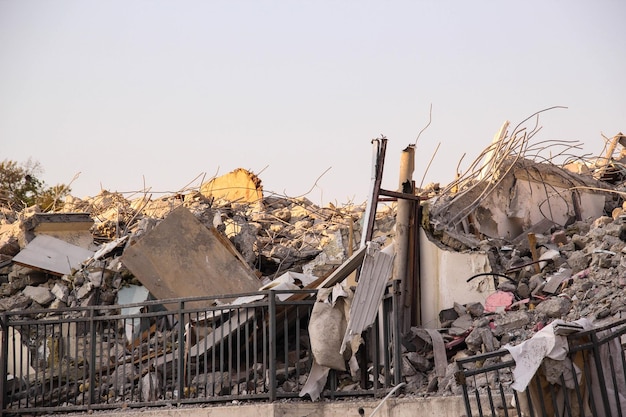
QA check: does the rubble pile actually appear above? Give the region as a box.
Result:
[402,128,626,397]
[406,210,626,396]
[0,188,395,316]
[1,127,626,408]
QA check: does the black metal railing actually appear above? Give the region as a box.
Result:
[455,317,626,417]
[0,284,403,415]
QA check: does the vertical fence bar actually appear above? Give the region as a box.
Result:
[88,309,96,410]
[268,290,276,402]
[0,314,7,417]
[392,280,402,386]
[371,317,380,391]
[590,331,612,416]
[177,301,185,404]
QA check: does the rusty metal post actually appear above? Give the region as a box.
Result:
[360,137,387,249]
[395,145,415,335]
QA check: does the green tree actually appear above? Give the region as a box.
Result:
[0,158,70,211]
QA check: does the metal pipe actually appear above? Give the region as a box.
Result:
[360,137,387,249]
[395,145,415,335]
[369,382,406,417]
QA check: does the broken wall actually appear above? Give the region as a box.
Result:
[474,165,607,240]
[419,228,494,328]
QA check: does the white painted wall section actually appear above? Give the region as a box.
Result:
[419,228,494,328]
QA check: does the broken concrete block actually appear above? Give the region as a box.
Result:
[534,296,572,318]
[200,168,262,203]
[493,310,531,332]
[405,352,431,373]
[465,302,485,317]
[22,285,54,305]
[51,282,69,303]
[140,372,162,401]
[192,371,231,396]
[49,299,66,310]
[449,314,473,336]
[465,326,496,353]
[567,250,591,273]
[0,293,32,311]
[272,207,291,222]
[86,267,104,288]
[80,292,98,307]
[551,230,568,246]
[0,234,20,257]
[75,282,93,300]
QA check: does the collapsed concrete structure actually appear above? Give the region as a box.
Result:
[1,125,625,414]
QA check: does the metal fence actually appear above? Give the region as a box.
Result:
[0,285,402,415]
[455,317,626,417]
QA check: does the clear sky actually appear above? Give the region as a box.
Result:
[1,1,624,206]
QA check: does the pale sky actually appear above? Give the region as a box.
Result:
[1,1,624,206]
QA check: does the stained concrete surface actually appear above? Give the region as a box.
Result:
[58,396,467,417]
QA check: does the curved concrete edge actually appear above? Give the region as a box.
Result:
[78,396,467,417]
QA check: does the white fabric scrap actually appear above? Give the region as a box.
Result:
[299,360,331,401]
[504,318,592,391]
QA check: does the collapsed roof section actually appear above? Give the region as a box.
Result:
[425,120,619,250]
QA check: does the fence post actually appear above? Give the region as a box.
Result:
[88,308,96,410]
[177,300,185,404]
[0,313,8,417]
[392,280,402,386]
[268,290,276,402]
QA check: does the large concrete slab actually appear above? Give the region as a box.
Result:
[121,206,260,310]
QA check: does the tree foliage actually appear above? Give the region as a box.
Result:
[0,158,71,211]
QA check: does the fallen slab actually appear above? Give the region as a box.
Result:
[121,206,261,310]
[12,234,94,276]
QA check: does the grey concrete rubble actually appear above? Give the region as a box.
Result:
[1,130,626,407]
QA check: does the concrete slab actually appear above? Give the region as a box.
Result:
[121,206,261,310]
[21,212,94,249]
[12,234,94,276]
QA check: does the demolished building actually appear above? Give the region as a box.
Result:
[1,125,626,416]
